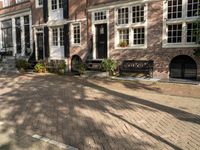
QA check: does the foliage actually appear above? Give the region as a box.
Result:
[58,60,67,70]
[16,59,29,70]
[75,62,86,75]
[193,9,200,57]
[34,62,46,73]
[101,59,117,75]
[119,41,128,47]
[193,48,200,57]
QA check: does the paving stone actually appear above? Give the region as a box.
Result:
[0,73,200,150]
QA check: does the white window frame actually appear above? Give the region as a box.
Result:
[51,26,64,47]
[115,3,148,49]
[91,10,110,59]
[71,23,81,46]
[51,0,63,11]
[35,0,43,8]
[163,0,200,48]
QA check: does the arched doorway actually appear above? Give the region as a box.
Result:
[71,55,82,72]
[169,55,197,79]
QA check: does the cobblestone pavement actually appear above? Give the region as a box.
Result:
[0,73,200,150]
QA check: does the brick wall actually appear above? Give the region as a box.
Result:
[0,0,31,15]
[0,1,3,9]
[87,0,200,80]
[31,0,44,25]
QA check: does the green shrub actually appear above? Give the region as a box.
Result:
[34,63,46,73]
[58,60,67,70]
[16,59,29,70]
[101,59,117,75]
[193,48,200,57]
[75,62,86,75]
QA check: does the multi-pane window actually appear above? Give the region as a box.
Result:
[119,29,129,45]
[60,27,64,46]
[187,22,199,43]
[167,24,182,43]
[133,27,145,45]
[52,27,64,46]
[167,0,182,19]
[59,0,63,9]
[15,17,22,54]
[38,0,43,5]
[118,7,129,25]
[187,0,200,17]
[94,11,107,21]
[73,23,81,44]
[51,0,57,10]
[116,5,147,48]
[24,16,31,55]
[51,0,63,10]
[164,0,199,46]
[52,28,58,46]
[1,19,13,48]
[132,5,145,23]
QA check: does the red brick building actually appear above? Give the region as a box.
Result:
[0,0,200,80]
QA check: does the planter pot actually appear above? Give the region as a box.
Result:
[58,69,65,75]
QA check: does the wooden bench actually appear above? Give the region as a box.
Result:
[120,60,154,77]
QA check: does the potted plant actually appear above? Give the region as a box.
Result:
[58,60,67,75]
[75,62,86,76]
[16,59,29,72]
[34,62,46,73]
[101,59,117,76]
[119,41,128,48]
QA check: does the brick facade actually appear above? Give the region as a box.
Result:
[0,0,199,80]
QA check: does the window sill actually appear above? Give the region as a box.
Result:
[162,44,200,48]
[36,5,43,9]
[72,44,81,47]
[115,46,146,50]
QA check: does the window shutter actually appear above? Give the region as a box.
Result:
[44,26,50,58]
[63,0,69,19]
[64,24,70,58]
[43,0,48,22]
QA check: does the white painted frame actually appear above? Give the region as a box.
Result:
[91,10,110,59]
[70,22,82,47]
[35,0,43,8]
[114,3,148,49]
[0,11,32,57]
[163,0,200,48]
[34,27,44,61]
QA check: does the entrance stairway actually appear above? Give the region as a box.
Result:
[0,56,18,73]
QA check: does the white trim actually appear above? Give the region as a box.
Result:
[114,3,148,49]
[163,0,200,48]
[12,18,16,56]
[34,27,44,61]
[88,0,158,12]
[35,0,43,8]
[91,10,110,59]
[71,22,82,47]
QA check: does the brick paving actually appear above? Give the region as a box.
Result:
[0,73,200,150]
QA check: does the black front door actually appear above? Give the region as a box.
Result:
[37,33,44,60]
[96,24,107,59]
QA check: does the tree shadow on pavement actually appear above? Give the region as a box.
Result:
[0,73,199,150]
